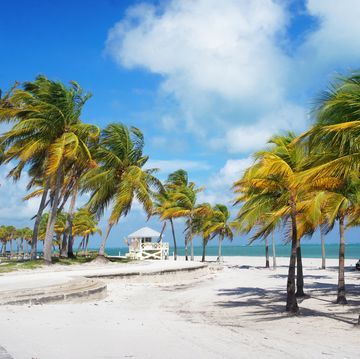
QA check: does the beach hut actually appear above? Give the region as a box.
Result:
[126,226,169,260]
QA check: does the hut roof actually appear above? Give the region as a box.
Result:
[127,226,161,238]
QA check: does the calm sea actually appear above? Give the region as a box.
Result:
[105,243,360,259]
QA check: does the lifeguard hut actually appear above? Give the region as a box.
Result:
[126,226,169,260]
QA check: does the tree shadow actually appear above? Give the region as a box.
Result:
[216,284,360,325]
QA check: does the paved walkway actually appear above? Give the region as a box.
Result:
[0,260,206,293]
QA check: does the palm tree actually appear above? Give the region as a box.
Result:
[234,133,309,313]
[204,204,234,263]
[162,170,205,261]
[82,124,161,259]
[152,186,179,260]
[0,76,98,263]
[72,208,101,255]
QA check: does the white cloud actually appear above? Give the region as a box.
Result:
[106,0,290,134]
[0,164,41,225]
[198,156,253,206]
[146,159,211,174]
[106,0,360,154]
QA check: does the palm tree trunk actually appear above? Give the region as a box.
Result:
[25,240,28,257]
[10,240,13,257]
[201,238,206,262]
[59,183,78,258]
[98,223,113,257]
[84,234,90,256]
[31,180,50,260]
[265,236,270,268]
[336,216,347,304]
[190,235,194,261]
[296,241,305,297]
[170,219,177,260]
[321,227,326,269]
[272,231,277,269]
[217,235,223,263]
[185,237,188,261]
[77,236,85,253]
[286,197,299,313]
[43,167,63,264]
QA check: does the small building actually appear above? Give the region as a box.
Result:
[126,226,169,260]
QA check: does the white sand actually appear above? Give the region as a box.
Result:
[0,256,359,359]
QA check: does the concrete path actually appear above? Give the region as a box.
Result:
[0,260,207,305]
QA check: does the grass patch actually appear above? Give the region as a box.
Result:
[0,254,132,273]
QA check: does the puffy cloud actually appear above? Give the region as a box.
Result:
[0,164,40,225]
[199,156,253,206]
[106,0,360,154]
[106,0,290,134]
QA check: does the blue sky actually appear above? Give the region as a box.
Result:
[1,0,360,247]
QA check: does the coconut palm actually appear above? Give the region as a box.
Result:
[162,170,205,261]
[73,208,101,255]
[0,76,98,263]
[204,204,234,263]
[82,123,162,258]
[233,132,309,313]
[152,187,179,260]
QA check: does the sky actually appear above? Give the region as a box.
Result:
[1,0,360,248]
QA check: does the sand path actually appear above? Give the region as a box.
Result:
[0,256,359,358]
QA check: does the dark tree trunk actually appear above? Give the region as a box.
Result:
[98,222,113,257]
[31,180,50,260]
[321,227,326,269]
[84,234,90,256]
[170,219,177,260]
[77,236,85,253]
[201,238,206,262]
[185,237,188,261]
[336,216,347,304]
[272,231,277,269]
[265,236,270,268]
[43,167,63,264]
[60,183,78,258]
[296,242,305,297]
[286,197,299,313]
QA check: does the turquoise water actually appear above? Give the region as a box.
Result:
[105,243,360,259]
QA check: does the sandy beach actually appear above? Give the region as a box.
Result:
[0,256,359,359]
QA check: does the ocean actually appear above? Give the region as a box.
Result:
[105,243,360,259]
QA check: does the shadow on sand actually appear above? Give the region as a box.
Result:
[216,281,360,325]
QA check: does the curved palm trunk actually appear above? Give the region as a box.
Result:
[77,236,85,253]
[296,241,305,297]
[217,235,223,263]
[265,236,270,268]
[185,237,188,261]
[272,231,277,269]
[321,228,326,270]
[31,180,50,260]
[43,167,63,264]
[98,223,113,257]
[201,238,206,262]
[336,216,347,304]
[170,219,177,260]
[286,197,299,313]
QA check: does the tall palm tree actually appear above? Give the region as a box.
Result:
[152,187,179,260]
[162,170,205,261]
[0,76,98,263]
[234,133,309,313]
[204,204,234,263]
[82,124,161,258]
